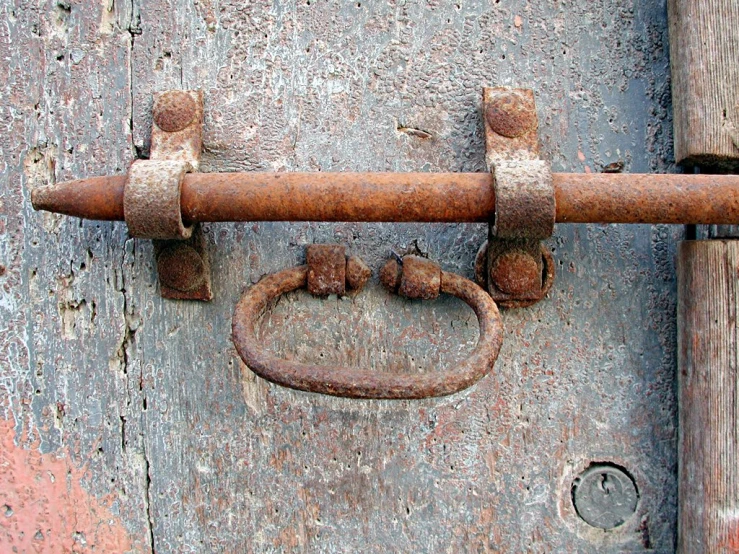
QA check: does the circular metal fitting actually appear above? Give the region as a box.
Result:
[474,241,555,309]
[124,160,192,240]
[485,89,537,138]
[492,159,555,240]
[156,243,207,292]
[153,91,197,133]
[489,249,540,296]
[572,464,639,529]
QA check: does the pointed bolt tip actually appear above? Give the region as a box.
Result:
[26,175,127,221]
[30,181,70,212]
[30,185,49,211]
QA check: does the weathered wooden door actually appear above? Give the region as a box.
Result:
[2,1,679,551]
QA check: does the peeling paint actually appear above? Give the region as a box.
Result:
[3,0,680,551]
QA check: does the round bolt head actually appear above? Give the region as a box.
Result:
[485,90,537,138]
[346,255,372,292]
[572,464,639,529]
[157,243,206,292]
[489,249,540,296]
[380,258,402,293]
[153,91,197,133]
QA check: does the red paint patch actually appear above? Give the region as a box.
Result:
[719,520,739,553]
[0,417,133,553]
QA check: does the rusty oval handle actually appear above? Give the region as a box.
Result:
[231,260,504,399]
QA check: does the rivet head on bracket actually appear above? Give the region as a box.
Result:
[489,249,540,296]
[156,243,207,292]
[485,90,537,138]
[153,91,197,133]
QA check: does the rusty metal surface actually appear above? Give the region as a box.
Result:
[397,255,442,301]
[553,172,739,224]
[30,175,127,221]
[484,86,554,310]
[490,250,541,296]
[306,244,346,296]
[379,257,403,293]
[154,226,213,301]
[232,262,503,399]
[157,243,205,292]
[484,87,540,163]
[475,240,556,309]
[33,170,739,225]
[181,171,497,223]
[492,160,555,239]
[345,255,372,293]
[153,91,197,133]
[123,160,192,240]
[150,90,203,170]
[148,89,211,301]
[485,89,538,139]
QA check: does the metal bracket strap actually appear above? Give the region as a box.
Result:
[124,160,192,240]
[477,86,556,309]
[124,90,212,301]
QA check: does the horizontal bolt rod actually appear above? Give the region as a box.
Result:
[31,171,739,225]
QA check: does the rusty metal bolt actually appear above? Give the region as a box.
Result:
[156,243,207,292]
[380,258,402,293]
[346,255,372,293]
[485,90,537,139]
[307,245,372,296]
[489,249,541,296]
[153,91,197,133]
[380,255,441,300]
[399,256,441,300]
[572,464,639,529]
[307,244,346,296]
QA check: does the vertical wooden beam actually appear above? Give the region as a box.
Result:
[678,240,739,551]
[668,0,739,168]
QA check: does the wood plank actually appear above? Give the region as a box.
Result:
[0,0,152,550]
[668,0,739,168]
[678,240,739,551]
[128,1,680,551]
[1,0,683,551]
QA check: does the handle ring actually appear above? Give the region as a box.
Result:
[232,263,503,399]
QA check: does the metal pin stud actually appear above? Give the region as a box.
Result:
[572,463,639,529]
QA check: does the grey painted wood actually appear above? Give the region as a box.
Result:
[0,1,152,551]
[2,0,680,551]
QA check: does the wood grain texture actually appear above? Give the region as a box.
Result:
[0,0,153,551]
[2,0,681,552]
[668,0,739,168]
[678,240,739,552]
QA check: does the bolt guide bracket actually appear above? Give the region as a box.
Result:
[31,88,739,399]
